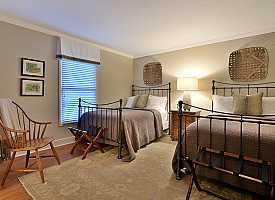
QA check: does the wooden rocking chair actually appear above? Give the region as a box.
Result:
[0,101,60,186]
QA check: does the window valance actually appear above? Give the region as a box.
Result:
[57,37,100,65]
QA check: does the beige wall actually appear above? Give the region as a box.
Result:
[134,32,275,110]
[0,21,133,141]
[97,50,133,104]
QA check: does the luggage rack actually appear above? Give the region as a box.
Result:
[68,126,106,160]
[185,146,274,200]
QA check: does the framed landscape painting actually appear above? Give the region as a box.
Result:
[21,79,44,96]
[21,58,45,77]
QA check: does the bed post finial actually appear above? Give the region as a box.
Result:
[168,82,171,112]
[178,100,183,114]
[132,84,135,96]
[77,98,82,129]
[212,80,215,95]
[176,100,184,180]
[168,82,171,136]
[119,99,123,109]
[118,99,123,159]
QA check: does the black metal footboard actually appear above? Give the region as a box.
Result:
[77,98,123,159]
[176,101,274,198]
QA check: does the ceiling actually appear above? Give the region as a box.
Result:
[0,0,275,58]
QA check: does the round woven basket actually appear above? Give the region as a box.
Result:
[229,47,268,82]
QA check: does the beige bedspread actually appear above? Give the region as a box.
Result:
[122,109,163,160]
[172,117,275,194]
[80,108,163,160]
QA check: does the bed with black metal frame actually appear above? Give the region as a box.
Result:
[175,80,275,199]
[69,82,171,160]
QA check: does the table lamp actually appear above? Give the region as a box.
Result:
[177,77,198,111]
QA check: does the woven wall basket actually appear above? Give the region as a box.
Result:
[229,47,269,82]
[143,62,162,86]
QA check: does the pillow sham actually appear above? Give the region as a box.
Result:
[212,95,233,113]
[233,94,247,115]
[124,96,139,108]
[123,97,128,107]
[136,94,149,108]
[262,97,275,115]
[246,93,263,116]
[145,95,167,111]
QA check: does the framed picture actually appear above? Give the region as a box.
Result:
[21,58,45,77]
[20,79,44,96]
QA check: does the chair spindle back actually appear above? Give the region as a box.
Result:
[13,102,49,141]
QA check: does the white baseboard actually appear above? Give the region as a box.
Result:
[15,136,75,158]
[52,136,75,148]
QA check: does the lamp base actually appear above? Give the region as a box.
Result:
[182,93,191,112]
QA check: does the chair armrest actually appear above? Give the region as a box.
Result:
[3,126,29,134]
[29,120,52,125]
[12,101,51,125]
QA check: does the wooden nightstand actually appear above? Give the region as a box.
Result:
[170,110,201,141]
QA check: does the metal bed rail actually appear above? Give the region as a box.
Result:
[77,98,123,159]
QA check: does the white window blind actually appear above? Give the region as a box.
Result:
[59,58,97,124]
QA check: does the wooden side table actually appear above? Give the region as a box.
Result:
[170,110,201,141]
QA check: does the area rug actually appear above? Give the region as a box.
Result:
[19,138,253,200]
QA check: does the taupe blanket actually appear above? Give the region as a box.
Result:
[122,109,163,160]
[172,117,275,194]
[80,108,163,160]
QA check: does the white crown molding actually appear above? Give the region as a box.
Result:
[134,27,275,59]
[1,13,274,60]
[0,13,133,59]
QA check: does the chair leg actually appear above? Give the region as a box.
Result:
[1,151,16,186]
[50,142,61,165]
[25,150,30,168]
[35,149,45,183]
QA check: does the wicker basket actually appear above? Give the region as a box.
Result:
[229,47,268,82]
[143,62,162,86]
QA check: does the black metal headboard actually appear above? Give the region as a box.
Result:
[212,80,275,112]
[132,82,171,109]
[131,82,171,132]
[212,80,275,97]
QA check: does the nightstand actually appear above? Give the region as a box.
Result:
[170,110,201,141]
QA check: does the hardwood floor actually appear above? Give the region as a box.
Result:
[0,143,82,200]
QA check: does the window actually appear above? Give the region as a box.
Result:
[59,58,97,124]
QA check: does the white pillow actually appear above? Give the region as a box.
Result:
[262,97,275,115]
[212,95,233,113]
[124,96,139,108]
[145,95,167,111]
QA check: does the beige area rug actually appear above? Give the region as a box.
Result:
[19,137,253,200]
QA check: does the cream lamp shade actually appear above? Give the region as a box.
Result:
[177,77,198,91]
